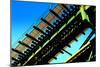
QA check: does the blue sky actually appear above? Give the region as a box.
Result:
[11,0,56,48]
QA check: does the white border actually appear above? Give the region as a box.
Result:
[18,0,96,5]
[0,0,10,67]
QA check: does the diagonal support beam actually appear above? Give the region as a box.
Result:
[25,34,39,42]
[49,9,62,20]
[80,30,95,48]
[62,49,72,56]
[41,18,54,28]
[18,41,32,49]
[33,26,47,35]
[12,48,25,56]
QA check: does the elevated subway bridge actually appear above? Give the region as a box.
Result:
[11,4,96,66]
